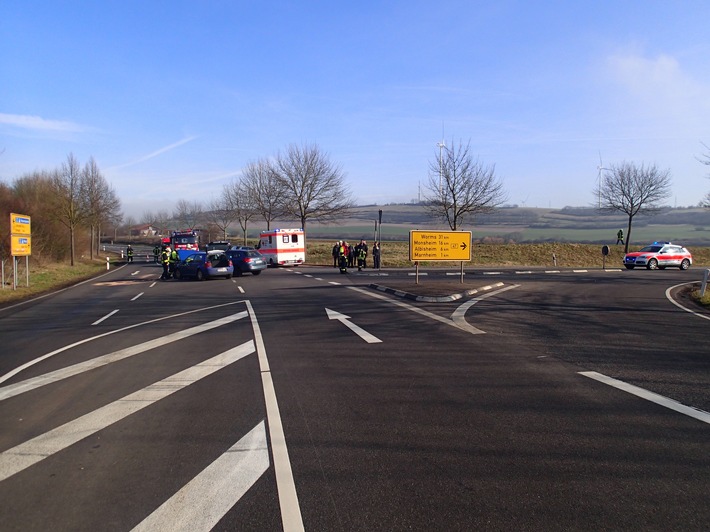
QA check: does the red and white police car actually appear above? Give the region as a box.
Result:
[623,242,693,270]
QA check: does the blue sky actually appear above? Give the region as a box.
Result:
[2,1,709,219]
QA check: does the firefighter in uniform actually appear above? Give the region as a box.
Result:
[169,248,179,278]
[153,245,160,263]
[160,246,171,280]
[338,241,348,274]
[126,245,134,263]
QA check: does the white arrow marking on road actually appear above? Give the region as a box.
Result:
[326,308,382,343]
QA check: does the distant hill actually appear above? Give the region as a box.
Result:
[298,205,710,245]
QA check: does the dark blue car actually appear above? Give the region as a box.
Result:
[174,251,234,281]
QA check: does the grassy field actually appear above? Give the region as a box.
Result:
[1,242,708,308]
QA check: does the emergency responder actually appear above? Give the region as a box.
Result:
[616,229,625,245]
[126,245,134,263]
[160,246,170,280]
[338,241,348,274]
[357,245,366,271]
[169,247,179,278]
[153,245,160,263]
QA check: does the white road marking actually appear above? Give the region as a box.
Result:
[132,421,270,532]
[244,300,304,532]
[92,309,119,325]
[580,371,710,425]
[149,282,157,287]
[450,285,520,334]
[665,282,710,321]
[131,292,144,301]
[131,271,139,276]
[0,342,255,482]
[325,308,382,343]
[0,312,249,400]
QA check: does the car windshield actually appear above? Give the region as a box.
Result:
[639,246,663,253]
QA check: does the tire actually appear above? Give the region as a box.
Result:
[624,265,634,270]
[196,269,205,281]
[234,268,243,277]
[680,259,691,270]
[226,274,232,279]
[173,269,182,280]
[252,270,261,276]
[646,258,658,270]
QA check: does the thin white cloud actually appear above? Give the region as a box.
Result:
[108,135,199,170]
[0,112,87,132]
[605,50,710,116]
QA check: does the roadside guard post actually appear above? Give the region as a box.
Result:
[409,230,472,284]
[701,269,709,298]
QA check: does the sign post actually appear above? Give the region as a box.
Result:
[409,230,472,283]
[10,213,32,289]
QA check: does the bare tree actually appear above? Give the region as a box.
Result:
[81,157,121,259]
[223,178,257,245]
[241,158,285,230]
[173,199,203,230]
[273,143,353,229]
[51,153,87,266]
[424,139,506,230]
[594,161,672,253]
[204,193,238,241]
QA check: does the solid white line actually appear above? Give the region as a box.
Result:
[131,292,144,301]
[0,264,129,314]
[580,371,710,425]
[0,342,255,482]
[665,282,710,321]
[0,301,247,386]
[132,421,270,532]
[92,309,119,325]
[0,312,249,401]
[244,300,304,532]
[450,285,520,334]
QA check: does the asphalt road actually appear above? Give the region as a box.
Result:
[0,261,708,531]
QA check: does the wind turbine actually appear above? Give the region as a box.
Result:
[596,152,609,209]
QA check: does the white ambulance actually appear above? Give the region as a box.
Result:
[258,228,305,266]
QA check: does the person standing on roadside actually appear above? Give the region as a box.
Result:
[169,247,179,278]
[160,246,171,280]
[373,241,381,269]
[153,245,160,264]
[126,245,134,263]
[332,241,340,268]
[616,229,625,245]
[359,240,368,268]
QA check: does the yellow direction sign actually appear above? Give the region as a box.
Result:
[409,230,472,261]
[11,235,31,256]
[11,213,31,236]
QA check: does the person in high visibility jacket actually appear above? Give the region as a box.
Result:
[169,248,179,278]
[160,246,171,280]
[126,245,134,263]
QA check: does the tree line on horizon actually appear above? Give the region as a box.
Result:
[2,141,708,264]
